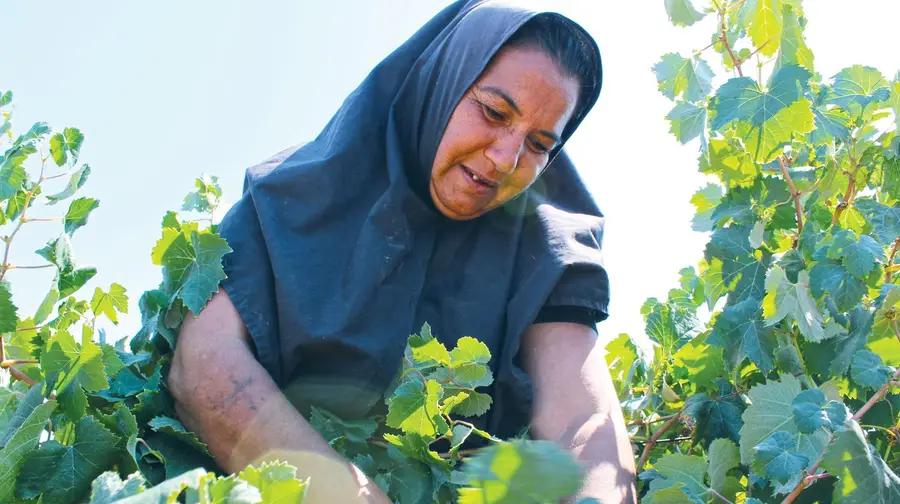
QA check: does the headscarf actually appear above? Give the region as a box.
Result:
[217,0,608,439]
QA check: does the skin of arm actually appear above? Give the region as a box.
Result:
[167,288,392,504]
[521,321,637,503]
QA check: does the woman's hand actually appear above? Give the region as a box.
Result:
[521,321,637,504]
[167,288,392,504]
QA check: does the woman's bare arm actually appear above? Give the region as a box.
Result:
[167,288,390,504]
[521,321,637,503]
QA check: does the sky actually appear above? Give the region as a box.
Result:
[2,0,899,347]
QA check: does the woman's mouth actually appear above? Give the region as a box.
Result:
[459,164,498,194]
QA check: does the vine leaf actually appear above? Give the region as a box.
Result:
[683,379,745,447]
[237,461,308,504]
[0,283,18,333]
[46,164,91,204]
[821,422,900,503]
[91,283,128,325]
[711,65,811,131]
[0,399,57,502]
[707,439,742,501]
[664,0,707,27]
[791,388,848,434]
[653,53,714,103]
[748,0,784,58]
[89,471,147,504]
[458,440,583,504]
[386,379,448,438]
[763,266,826,342]
[828,65,892,110]
[160,230,231,314]
[15,416,120,504]
[773,4,813,74]
[64,197,100,235]
[851,349,894,390]
[49,127,84,167]
[754,431,808,486]
[739,375,829,470]
[667,102,707,145]
[709,298,775,373]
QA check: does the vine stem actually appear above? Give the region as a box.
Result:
[777,156,804,247]
[783,321,900,503]
[886,238,900,283]
[709,488,735,504]
[0,359,38,367]
[718,8,743,77]
[0,147,48,283]
[737,38,772,66]
[831,155,859,226]
[627,413,678,428]
[635,412,682,473]
[8,366,37,387]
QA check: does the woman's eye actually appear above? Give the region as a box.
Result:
[530,139,550,153]
[481,104,506,122]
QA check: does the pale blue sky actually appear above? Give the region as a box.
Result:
[3,1,899,345]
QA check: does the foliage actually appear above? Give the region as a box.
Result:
[0,93,586,503]
[611,0,900,502]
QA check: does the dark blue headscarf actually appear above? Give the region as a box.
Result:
[217,0,608,439]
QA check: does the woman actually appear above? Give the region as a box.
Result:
[168,1,636,502]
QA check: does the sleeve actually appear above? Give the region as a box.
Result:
[216,190,285,386]
[533,305,601,329]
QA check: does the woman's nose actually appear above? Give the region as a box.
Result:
[484,134,524,175]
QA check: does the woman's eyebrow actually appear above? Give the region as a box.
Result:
[479,85,562,143]
[480,86,521,115]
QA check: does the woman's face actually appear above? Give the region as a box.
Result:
[430,45,580,220]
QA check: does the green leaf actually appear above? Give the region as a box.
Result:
[855,199,900,246]
[309,406,377,447]
[690,183,724,232]
[0,385,45,447]
[458,440,583,504]
[748,0,783,58]
[773,4,813,74]
[763,266,826,343]
[91,283,129,324]
[644,486,695,504]
[705,225,771,305]
[826,307,875,376]
[386,379,448,438]
[708,439,742,502]
[0,165,27,202]
[653,53,714,103]
[791,389,847,434]
[821,422,900,503]
[666,102,707,144]
[647,453,708,498]
[40,330,109,421]
[711,65,811,130]
[739,375,829,470]
[851,349,894,390]
[0,282,17,333]
[58,266,97,298]
[709,298,775,373]
[89,472,147,504]
[827,230,884,280]
[605,333,639,391]
[740,98,815,163]
[181,174,222,214]
[664,0,707,27]
[754,430,809,484]
[683,379,745,447]
[0,400,57,502]
[700,136,758,188]
[14,122,51,145]
[408,323,451,368]
[112,467,207,503]
[49,127,84,167]
[644,299,701,355]
[46,164,91,204]
[829,65,892,110]
[238,462,307,504]
[0,90,11,107]
[673,332,725,390]
[64,196,100,235]
[892,72,900,130]
[161,230,231,314]
[809,257,867,313]
[148,416,210,454]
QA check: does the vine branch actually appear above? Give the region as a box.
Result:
[635,412,682,473]
[887,238,900,283]
[831,156,859,226]
[718,9,743,77]
[778,156,804,247]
